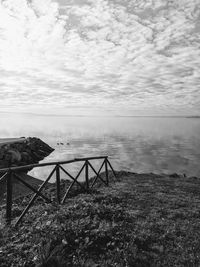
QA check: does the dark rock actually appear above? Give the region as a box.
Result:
[0,137,54,171]
[169,173,180,178]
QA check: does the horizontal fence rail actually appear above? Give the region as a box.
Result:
[0,156,116,226]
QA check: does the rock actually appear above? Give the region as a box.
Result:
[169,173,180,178]
[0,137,54,172]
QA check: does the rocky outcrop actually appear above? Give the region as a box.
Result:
[0,137,54,171]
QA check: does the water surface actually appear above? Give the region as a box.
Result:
[0,113,200,180]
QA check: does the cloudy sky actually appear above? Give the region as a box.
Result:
[0,0,199,116]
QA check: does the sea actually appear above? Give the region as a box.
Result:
[0,113,200,181]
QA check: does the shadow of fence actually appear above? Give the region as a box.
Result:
[0,156,116,226]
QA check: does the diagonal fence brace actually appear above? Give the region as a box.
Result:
[59,165,85,191]
[0,172,9,183]
[13,172,51,203]
[61,162,86,204]
[15,166,56,226]
[91,160,107,188]
[106,159,117,180]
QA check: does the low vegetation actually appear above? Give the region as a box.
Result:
[1,171,200,266]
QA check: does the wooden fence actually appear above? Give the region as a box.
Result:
[0,156,116,226]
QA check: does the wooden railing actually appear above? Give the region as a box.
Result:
[0,156,116,226]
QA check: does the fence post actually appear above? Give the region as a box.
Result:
[85,160,89,191]
[56,164,61,204]
[105,158,109,186]
[6,170,13,225]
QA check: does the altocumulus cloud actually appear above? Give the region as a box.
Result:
[0,0,199,115]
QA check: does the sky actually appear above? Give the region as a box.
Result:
[0,0,199,116]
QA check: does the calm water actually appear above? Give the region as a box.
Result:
[0,113,200,180]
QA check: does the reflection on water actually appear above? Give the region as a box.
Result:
[0,113,200,179]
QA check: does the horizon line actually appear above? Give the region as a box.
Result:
[0,111,199,118]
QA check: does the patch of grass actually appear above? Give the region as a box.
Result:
[1,172,200,266]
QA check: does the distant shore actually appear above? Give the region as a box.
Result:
[1,110,200,118]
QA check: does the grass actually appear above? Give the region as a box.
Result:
[1,171,200,266]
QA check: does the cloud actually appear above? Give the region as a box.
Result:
[0,0,199,115]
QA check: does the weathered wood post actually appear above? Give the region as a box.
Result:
[56,164,61,204]
[85,160,89,191]
[6,170,13,225]
[105,157,109,186]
